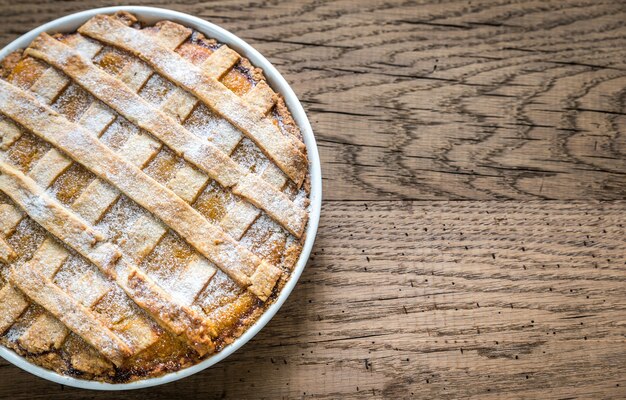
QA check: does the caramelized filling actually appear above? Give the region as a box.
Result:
[176,40,215,65]
[53,83,94,122]
[94,48,130,75]
[6,57,46,89]
[99,117,142,151]
[6,218,47,266]
[6,133,50,172]
[221,66,253,96]
[143,147,181,184]
[49,163,96,206]
[141,232,195,278]
[192,180,235,223]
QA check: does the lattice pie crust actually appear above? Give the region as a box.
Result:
[0,12,309,382]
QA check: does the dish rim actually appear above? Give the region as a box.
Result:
[0,5,322,391]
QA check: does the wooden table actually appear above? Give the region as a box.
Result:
[0,0,625,398]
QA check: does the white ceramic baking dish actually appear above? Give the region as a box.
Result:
[0,5,321,390]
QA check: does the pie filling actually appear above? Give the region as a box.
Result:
[0,11,310,383]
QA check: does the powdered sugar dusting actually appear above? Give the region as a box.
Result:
[99,116,142,152]
[231,137,269,174]
[168,256,216,305]
[96,195,147,245]
[183,103,222,141]
[0,13,311,379]
[197,269,244,314]
[139,73,175,107]
[240,214,287,267]
[53,254,114,308]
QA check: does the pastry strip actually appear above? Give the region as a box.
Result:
[0,204,22,235]
[23,19,183,203]
[126,269,215,355]
[168,255,217,305]
[0,119,23,151]
[0,35,100,149]
[67,34,260,268]
[69,32,185,222]
[0,22,219,357]
[28,67,69,104]
[67,270,112,308]
[0,285,29,334]
[29,149,73,188]
[11,25,208,351]
[25,239,69,280]
[0,163,121,275]
[133,39,289,242]
[0,160,214,352]
[25,30,103,99]
[0,81,279,300]
[156,45,239,133]
[117,41,253,304]
[0,36,106,348]
[220,203,261,240]
[18,313,68,353]
[113,46,241,301]
[208,80,281,155]
[79,14,308,186]
[15,240,75,351]
[0,236,16,263]
[0,238,69,342]
[0,161,105,249]
[27,34,307,238]
[200,45,240,79]
[159,50,279,241]
[29,25,219,314]
[9,262,132,366]
[219,82,288,239]
[72,180,118,223]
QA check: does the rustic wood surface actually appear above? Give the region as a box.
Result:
[0,0,625,398]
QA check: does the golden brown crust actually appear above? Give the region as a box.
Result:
[0,285,29,335]
[9,262,133,366]
[0,236,16,263]
[0,160,107,249]
[0,51,23,79]
[26,33,307,237]
[0,203,22,235]
[0,12,310,383]
[0,80,280,293]
[79,14,308,186]
[126,269,215,355]
[0,159,222,356]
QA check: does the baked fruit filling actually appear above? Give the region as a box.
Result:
[0,11,309,383]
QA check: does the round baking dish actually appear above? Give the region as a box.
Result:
[0,6,321,390]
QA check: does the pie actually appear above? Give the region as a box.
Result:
[0,11,310,383]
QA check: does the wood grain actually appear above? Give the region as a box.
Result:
[0,0,625,399]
